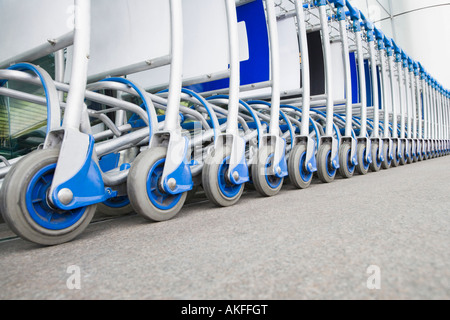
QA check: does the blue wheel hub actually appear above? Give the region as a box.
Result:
[375,148,382,166]
[146,159,183,210]
[345,148,356,173]
[265,154,283,189]
[362,149,370,170]
[326,151,337,177]
[26,164,87,231]
[299,151,313,182]
[218,157,242,198]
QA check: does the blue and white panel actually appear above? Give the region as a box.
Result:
[184,0,271,94]
[240,13,301,99]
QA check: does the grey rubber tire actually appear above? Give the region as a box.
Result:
[127,147,187,222]
[288,143,313,189]
[316,143,336,183]
[0,149,96,246]
[381,142,391,170]
[338,142,355,179]
[356,143,370,175]
[412,144,419,163]
[370,143,382,173]
[418,151,424,161]
[252,145,284,197]
[399,143,407,166]
[423,143,429,160]
[406,144,413,164]
[391,142,400,167]
[202,146,244,207]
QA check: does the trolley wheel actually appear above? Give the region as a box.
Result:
[418,151,423,162]
[370,143,382,172]
[399,144,407,166]
[381,142,391,170]
[96,193,134,217]
[317,142,336,183]
[406,145,413,164]
[127,147,187,222]
[0,149,96,246]
[423,144,428,160]
[338,142,355,179]
[391,142,400,168]
[252,145,284,197]
[412,144,418,163]
[356,143,370,175]
[202,145,244,207]
[288,143,313,189]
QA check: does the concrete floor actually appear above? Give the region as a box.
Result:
[0,157,449,300]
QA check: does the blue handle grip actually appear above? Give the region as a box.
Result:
[360,11,374,30]
[329,0,346,20]
[329,0,345,7]
[391,40,401,54]
[374,27,384,40]
[346,1,360,21]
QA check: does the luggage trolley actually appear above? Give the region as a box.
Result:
[293,0,341,183]
[359,9,383,173]
[200,0,291,199]
[93,0,247,218]
[403,53,415,164]
[413,61,424,162]
[373,27,394,170]
[430,77,438,158]
[126,0,263,207]
[337,2,373,176]
[272,0,320,189]
[240,0,291,198]
[446,89,450,154]
[439,83,448,156]
[0,0,102,245]
[419,64,431,160]
[409,58,420,163]
[330,0,359,179]
[196,0,256,205]
[87,0,224,220]
[0,0,194,245]
[385,38,404,167]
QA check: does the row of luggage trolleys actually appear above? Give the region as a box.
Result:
[0,0,448,245]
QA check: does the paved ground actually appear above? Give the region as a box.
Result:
[0,157,449,300]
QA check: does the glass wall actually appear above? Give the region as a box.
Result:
[0,55,54,159]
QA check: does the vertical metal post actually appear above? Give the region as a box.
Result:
[414,69,421,140]
[225,0,241,135]
[369,40,379,139]
[397,60,406,140]
[295,0,311,137]
[341,17,353,138]
[164,0,183,132]
[380,51,390,139]
[404,65,412,140]
[318,4,335,137]
[266,0,281,136]
[55,49,66,102]
[62,0,91,130]
[425,77,431,142]
[355,30,367,138]
[388,55,398,139]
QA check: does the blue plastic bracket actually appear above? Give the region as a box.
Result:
[51,134,116,211]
